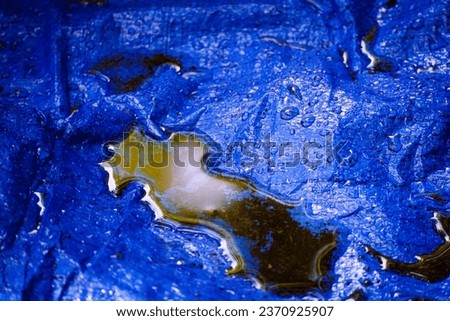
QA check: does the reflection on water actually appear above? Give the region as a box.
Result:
[101,129,337,293]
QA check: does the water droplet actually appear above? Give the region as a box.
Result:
[312,75,322,87]
[388,108,397,118]
[241,112,249,121]
[128,27,137,35]
[289,128,296,135]
[412,17,424,30]
[280,107,300,120]
[332,105,342,114]
[301,114,316,127]
[288,84,302,101]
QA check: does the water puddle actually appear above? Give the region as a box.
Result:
[366,212,450,283]
[101,129,336,293]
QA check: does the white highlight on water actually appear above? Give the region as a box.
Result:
[361,40,377,69]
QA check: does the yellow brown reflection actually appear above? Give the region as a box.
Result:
[101,129,336,293]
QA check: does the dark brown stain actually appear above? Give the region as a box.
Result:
[93,54,125,69]
[90,54,181,94]
[142,55,180,71]
[386,0,398,9]
[366,212,450,283]
[361,26,395,75]
[370,60,394,73]
[363,26,378,45]
[346,289,367,301]
[70,104,81,115]
[425,193,447,204]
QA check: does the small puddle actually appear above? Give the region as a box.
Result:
[101,129,336,293]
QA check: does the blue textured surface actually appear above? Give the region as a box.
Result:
[0,0,449,300]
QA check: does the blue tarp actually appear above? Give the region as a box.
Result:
[0,0,449,300]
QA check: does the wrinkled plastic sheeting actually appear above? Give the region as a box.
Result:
[0,0,449,300]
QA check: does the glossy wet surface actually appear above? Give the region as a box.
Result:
[1,0,449,300]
